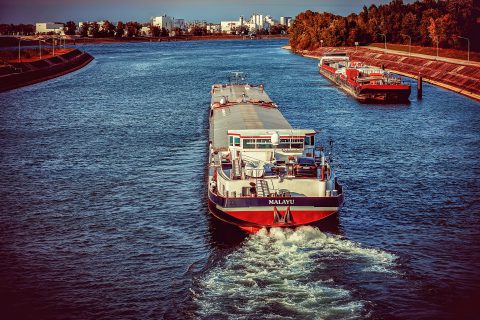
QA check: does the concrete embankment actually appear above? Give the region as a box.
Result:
[0,49,94,92]
[285,46,480,102]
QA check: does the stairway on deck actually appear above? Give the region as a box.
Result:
[256,179,270,197]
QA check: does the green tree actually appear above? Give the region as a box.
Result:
[116,21,125,37]
[80,23,89,37]
[64,21,77,35]
[101,20,115,37]
[288,0,478,51]
[90,22,100,37]
[149,25,160,37]
[125,21,141,37]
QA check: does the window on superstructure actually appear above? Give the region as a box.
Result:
[291,138,304,149]
[234,137,240,147]
[229,136,234,146]
[279,138,290,149]
[279,138,304,149]
[256,138,273,149]
[304,136,315,146]
[243,139,256,149]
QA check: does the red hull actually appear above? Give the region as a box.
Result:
[319,66,411,103]
[227,209,338,226]
[208,201,339,233]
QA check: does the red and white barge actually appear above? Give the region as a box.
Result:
[208,73,344,233]
[318,52,411,103]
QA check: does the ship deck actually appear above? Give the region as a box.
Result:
[210,84,292,149]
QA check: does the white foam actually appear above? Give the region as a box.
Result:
[194,226,397,319]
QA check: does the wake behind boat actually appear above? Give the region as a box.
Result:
[207,72,344,233]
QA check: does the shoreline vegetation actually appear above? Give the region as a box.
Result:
[288,0,478,53]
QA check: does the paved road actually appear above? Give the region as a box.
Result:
[365,45,480,67]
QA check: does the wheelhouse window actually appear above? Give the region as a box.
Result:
[279,138,305,149]
[229,136,240,147]
[242,138,273,149]
[256,138,273,149]
[279,138,290,149]
[290,138,304,149]
[243,139,256,149]
[304,136,315,146]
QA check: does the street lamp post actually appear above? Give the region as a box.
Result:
[320,39,323,48]
[401,33,411,56]
[436,37,439,59]
[52,27,57,56]
[458,36,470,62]
[378,33,386,51]
[18,38,22,63]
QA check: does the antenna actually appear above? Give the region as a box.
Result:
[328,139,334,163]
[228,71,247,84]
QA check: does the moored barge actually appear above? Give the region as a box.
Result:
[318,52,411,103]
[208,72,344,232]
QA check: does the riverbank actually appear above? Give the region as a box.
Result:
[0,48,93,92]
[1,34,288,47]
[284,45,480,102]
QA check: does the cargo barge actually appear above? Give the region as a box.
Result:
[207,72,344,233]
[318,52,411,103]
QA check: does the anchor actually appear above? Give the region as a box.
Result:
[273,206,292,224]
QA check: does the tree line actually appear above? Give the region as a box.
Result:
[0,24,35,35]
[69,21,172,38]
[289,0,479,51]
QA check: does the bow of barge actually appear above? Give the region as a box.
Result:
[207,73,344,233]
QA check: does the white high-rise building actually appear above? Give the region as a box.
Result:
[280,16,292,27]
[220,13,278,34]
[152,15,174,30]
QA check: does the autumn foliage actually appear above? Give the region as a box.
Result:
[289,0,479,52]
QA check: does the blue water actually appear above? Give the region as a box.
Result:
[1,39,479,319]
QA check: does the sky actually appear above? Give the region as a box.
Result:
[0,0,404,24]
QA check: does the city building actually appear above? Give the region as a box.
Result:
[206,23,221,33]
[152,15,174,30]
[221,19,242,33]
[174,19,186,30]
[280,16,293,27]
[35,22,64,34]
[220,14,278,34]
[140,26,151,36]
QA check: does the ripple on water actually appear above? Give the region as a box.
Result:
[193,226,397,319]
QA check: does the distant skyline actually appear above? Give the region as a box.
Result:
[0,0,412,24]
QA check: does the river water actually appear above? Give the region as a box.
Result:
[1,39,479,319]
